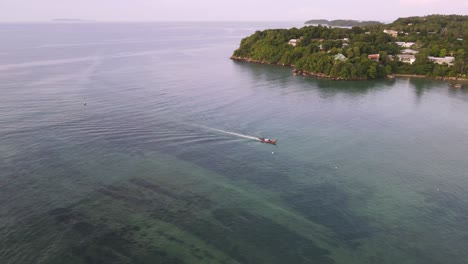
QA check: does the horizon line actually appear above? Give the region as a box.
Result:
[0,13,465,24]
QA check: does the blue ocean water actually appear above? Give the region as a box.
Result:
[1,22,468,264]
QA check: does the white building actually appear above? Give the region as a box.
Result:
[396,54,416,64]
[334,53,347,61]
[428,56,455,66]
[401,49,419,54]
[384,29,398,37]
[288,39,297,47]
[395,42,415,48]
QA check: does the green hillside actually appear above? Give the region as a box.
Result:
[232,15,468,80]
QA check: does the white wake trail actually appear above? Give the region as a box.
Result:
[200,126,259,141]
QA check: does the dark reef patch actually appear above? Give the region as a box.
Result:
[282,183,374,244]
[44,176,339,263]
[128,178,213,209]
[420,189,468,237]
[186,209,334,264]
[129,178,179,199]
[175,141,374,248]
[45,222,189,264]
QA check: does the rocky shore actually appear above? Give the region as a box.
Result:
[230,56,292,66]
[231,56,467,82]
[391,74,468,82]
[292,69,368,81]
[231,56,365,81]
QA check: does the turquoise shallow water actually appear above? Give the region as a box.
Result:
[1,22,468,264]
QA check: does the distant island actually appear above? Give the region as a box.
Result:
[305,19,383,27]
[231,15,467,81]
[52,19,88,22]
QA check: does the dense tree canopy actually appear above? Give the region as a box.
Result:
[232,15,468,80]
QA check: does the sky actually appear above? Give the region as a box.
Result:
[0,0,467,22]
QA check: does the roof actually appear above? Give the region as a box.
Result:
[427,56,455,65]
[334,53,347,61]
[395,42,415,47]
[428,56,454,61]
[402,49,419,54]
[397,54,416,59]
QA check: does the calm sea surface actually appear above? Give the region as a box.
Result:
[1,22,468,264]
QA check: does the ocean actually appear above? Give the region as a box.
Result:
[1,21,468,264]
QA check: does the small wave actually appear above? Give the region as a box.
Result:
[0,56,100,71]
[0,50,165,72]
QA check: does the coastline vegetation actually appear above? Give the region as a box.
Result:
[304,19,383,27]
[232,15,468,80]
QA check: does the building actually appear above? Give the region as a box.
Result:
[395,42,415,48]
[401,49,419,55]
[383,29,398,37]
[368,54,380,61]
[288,39,297,47]
[396,54,416,64]
[428,56,455,66]
[334,53,347,61]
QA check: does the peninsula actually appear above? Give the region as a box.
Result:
[305,19,382,27]
[231,15,467,81]
[52,19,88,22]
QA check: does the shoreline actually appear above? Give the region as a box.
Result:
[231,56,467,83]
[230,56,362,80]
[230,56,292,67]
[390,74,468,82]
[292,69,367,81]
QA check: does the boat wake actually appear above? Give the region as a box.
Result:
[200,126,259,141]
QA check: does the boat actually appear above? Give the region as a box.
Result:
[259,137,277,145]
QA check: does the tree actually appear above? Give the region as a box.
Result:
[385,65,393,75]
[439,48,447,57]
[431,45,440,57]
[368,65,377,78]
[353,46,361,57]
[346,47,354,58]
[232,15,468,80]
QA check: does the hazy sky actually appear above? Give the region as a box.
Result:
[0,0,467,22]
